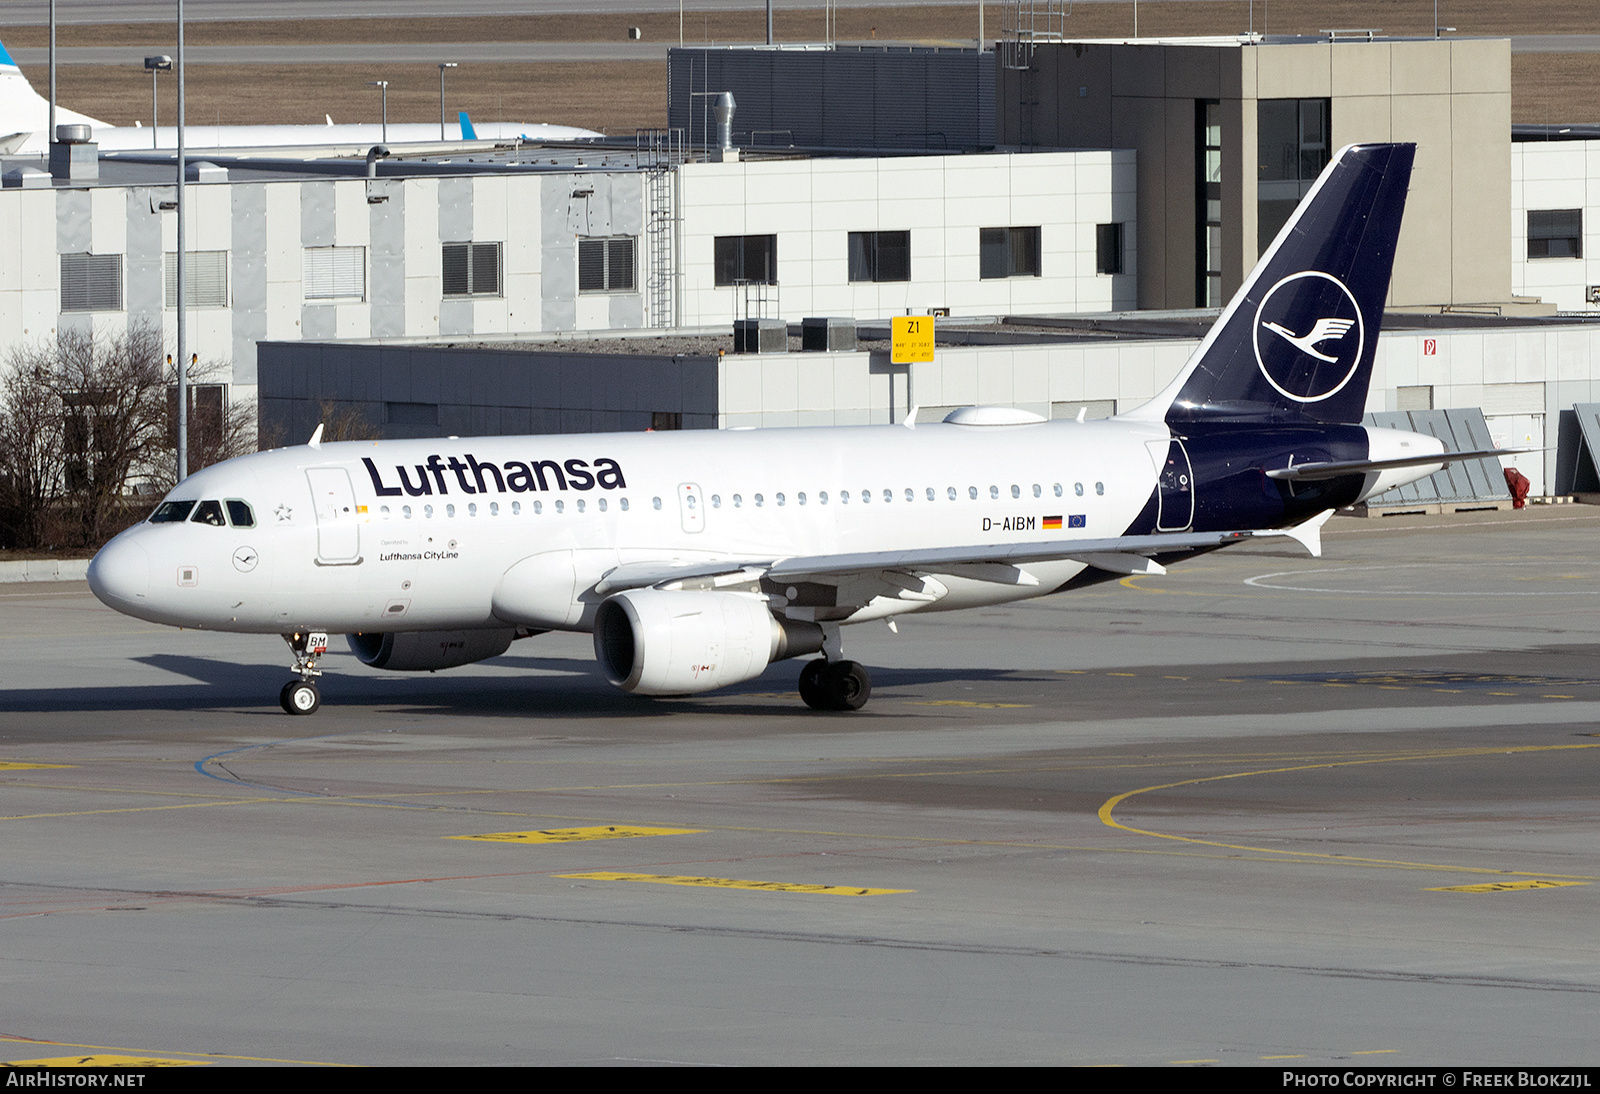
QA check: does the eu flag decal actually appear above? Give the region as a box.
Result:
[1067,514,1086,529]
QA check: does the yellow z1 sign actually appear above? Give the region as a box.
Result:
[892,316,935,364]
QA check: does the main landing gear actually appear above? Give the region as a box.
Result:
[280,630,328,715]
[798,658,873,711]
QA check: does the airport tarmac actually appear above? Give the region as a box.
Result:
[2,506,1599,1066]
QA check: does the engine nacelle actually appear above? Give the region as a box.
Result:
[347,628,517,671]
[593,589,824,696]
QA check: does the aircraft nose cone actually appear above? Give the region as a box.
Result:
[88,534,151,611]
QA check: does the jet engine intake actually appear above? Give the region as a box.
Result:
[593,588,824,695]
[348,628,517,671]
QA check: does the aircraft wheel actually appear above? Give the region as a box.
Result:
[798,659,829,710]
[821,660,872,712]
[280,680,321,716]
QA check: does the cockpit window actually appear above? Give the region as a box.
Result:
[150,500,196,523]
[226,500,255,528]
[190,500,227,527]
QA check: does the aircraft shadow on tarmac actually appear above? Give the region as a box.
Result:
[0,650,1042,719]
[10,646,1597,719]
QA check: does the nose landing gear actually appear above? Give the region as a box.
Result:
[280,631,328,715]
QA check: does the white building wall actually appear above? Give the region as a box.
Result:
[1512,140,1600,312]
[677,150,1137,327]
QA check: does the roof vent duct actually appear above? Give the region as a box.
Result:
[711,91,739,162]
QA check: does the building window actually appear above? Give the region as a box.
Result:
[1257,98,1330,256]
[1197,99,1222,306]
[578,236,636,292]
[714,234,777,286]
[164,250,228,308]
[1096,223,1125,275]
[442,241,502,297]
[979,227,1041,279]
[303,246,366,301]
[1528,210,1582,259]
[60,253,123,312]
[847,231,910,283]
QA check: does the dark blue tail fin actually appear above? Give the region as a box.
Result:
[1131,143,1415,426]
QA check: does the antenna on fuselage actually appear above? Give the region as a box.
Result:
[307,423,324,448]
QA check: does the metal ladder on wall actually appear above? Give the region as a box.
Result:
[1000,0,1071,147]
[636,128,685,329]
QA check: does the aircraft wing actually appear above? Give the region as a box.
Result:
[768,529,1264,583]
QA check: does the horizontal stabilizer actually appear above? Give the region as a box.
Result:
[1266,447,1530,481]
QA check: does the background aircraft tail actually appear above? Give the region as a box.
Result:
[0,37,109,150]
[1130,142,1416,426]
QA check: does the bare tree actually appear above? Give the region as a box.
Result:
[315,398,384,443]
[0,356,67,549]
[48,328,171,546]
[0,327,258,549]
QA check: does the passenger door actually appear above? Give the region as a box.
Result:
[306,467,362,564]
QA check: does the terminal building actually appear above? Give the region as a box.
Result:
[6,32,1600,498]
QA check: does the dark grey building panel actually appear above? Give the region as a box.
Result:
[669,46,994,152]
[257,341,720,445]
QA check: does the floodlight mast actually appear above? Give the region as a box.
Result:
[146,56,173,151]
[438,63,457,140]
[176,0,188,482]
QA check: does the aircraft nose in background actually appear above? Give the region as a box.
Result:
[88,535,151,610]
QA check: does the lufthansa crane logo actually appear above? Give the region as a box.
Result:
[1252,270,1365,403]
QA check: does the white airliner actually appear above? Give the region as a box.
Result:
[0,39,599,153]
[89,143,1502,715]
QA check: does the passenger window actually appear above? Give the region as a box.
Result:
[1011,485,1020,499]
[511,502,521,515]
[1095,482,1105,495]
[820,491,829,504]
[620,498,630,511]
[577,499,586,513]
[1032,484,1041,498]
[446,504,456,518]
[948,487,957,501]
[882,489,892,503]
[711,495,722,508]
[1074,483,1084,496]
[226,500,255,527]
[598,498,607,512]
[861,490,871,504]
[190,500,226,527]
[468,503,477,517]
[968,487,978,499]
[989,486,999,500]
[926,487,935,501]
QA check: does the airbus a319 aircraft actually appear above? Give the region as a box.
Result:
[91,142,1492,715]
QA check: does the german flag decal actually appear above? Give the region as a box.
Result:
[1043,515,1063,530]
